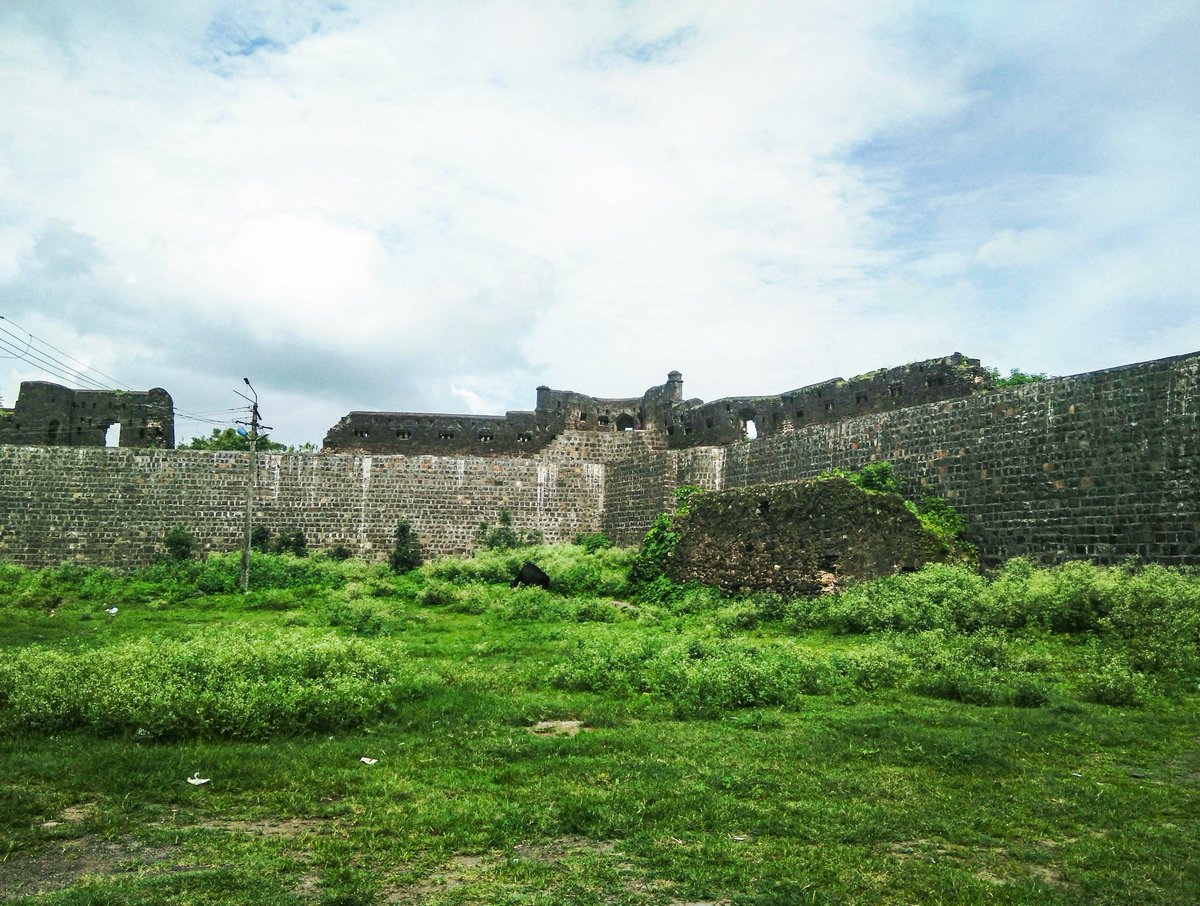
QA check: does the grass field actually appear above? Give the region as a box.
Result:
[1,547,1197,904]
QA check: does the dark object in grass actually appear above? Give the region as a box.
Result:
[511,561,550,589]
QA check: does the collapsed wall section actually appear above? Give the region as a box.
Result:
[665,478,954,596]
[0,446,605,568]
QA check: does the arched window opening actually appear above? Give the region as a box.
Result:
[616,413,636,432]
[744,419,758,440]
[105,422,121,447]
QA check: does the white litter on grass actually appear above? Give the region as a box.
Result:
[105,607,118,615]
[187,773,211,785]
[360,757,378,765]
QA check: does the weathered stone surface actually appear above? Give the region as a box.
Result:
[0,351,1196,569]
[0,382,173,449]
[664,478,950,596]
[322,354,988,455]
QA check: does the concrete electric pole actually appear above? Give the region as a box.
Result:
[235,378,269,594]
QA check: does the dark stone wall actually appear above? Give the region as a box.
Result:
[1,353,1195,570]
[0,445,604,568]
[322,375,683,454]
[665,478,951,595]
[708,353,1200,566]
[663,353,990,449]
[0,382,174,449]
[321,409,562,457]
[321,357,985,456]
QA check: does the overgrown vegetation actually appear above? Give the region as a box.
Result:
[178,427,288,452]
[0,544,1196,903]
[986,366,1051,387]
[813,461,975,558]
[628,485,705,588]
[388,519,423,572]
[474,509,544,551]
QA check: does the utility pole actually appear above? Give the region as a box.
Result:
[235,378,270,594]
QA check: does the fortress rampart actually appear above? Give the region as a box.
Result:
[0,352,1195,569]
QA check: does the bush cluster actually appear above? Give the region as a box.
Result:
[475,511,543,551]
[420,544,636,598]
[0,631,433,739]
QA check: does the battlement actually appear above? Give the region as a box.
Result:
[322,354,990,454]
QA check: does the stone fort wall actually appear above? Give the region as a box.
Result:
[0,444,606,568]
[0,352,1195,569]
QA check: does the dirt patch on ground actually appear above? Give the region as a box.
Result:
[527,720,586,737]
[889,838,1067,888]
[383,836,619,904]
[0,834,198,899]
[197,816,331,838]
[36,802,94,830]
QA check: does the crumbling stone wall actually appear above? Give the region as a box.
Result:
[0,382,174,449]
[662,352,1199,567]
[661,353,989,448]
[322,374,684,455]
[0,445,604,568]
[322,355,989,455]
[665,478,952,595]
[0,352,1195,570]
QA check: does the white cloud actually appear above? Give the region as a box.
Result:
[0,1,1195,443]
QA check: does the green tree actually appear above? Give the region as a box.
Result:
[389,520,423,572]
[985,367,1050,388]
[179,427,287,451]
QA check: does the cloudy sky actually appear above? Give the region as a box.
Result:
[1,1,1196,446]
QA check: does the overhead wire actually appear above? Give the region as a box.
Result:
[0,315,132,391]
[0,315,257,433]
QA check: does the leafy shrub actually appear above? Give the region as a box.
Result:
[1077,649,1152,706]
[0,632,433,738]
[327,543,353,561]
[629,487,705,588]
[550,636,661,694]
[162,526,195,561]
[551,635,842,716]
[475,511,542,551]
[137,551,346,595]
[325,599,390,635]
[1099,564,1200,679]
[574,532,613,553]
[824,564,993,633]
[416,580,460,607]
[389,520,423,572]
[1017,560,1120,633]
[574,599,619,622]
[831,648,912,692]
[850,461,899,494]
[893,629,1053,707]
[274,529,308,558]
[496,586,573,622]
[914,495,967,542]
[250,526,272,553]
[421,544,636,597]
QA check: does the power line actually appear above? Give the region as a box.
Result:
[0,314,249,431]
[0,315,132,391]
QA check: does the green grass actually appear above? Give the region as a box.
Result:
[1,550,1197,904]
